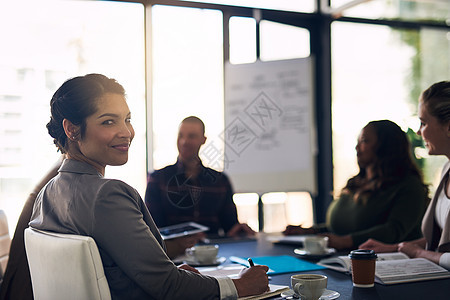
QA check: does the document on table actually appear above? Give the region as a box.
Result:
[198,264,244,279]
[198,265,290,299]
[375,258,450,285]
[238,284,290,300]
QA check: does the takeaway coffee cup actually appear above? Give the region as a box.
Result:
[304,236,329,254]
[185,244,219,264]
[291,274,327,300]
[349,249,377,288]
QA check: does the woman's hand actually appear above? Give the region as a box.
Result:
[398,241,424,258]
[398,241,443,265]
[359,238,398,253]
[232,265,269,298]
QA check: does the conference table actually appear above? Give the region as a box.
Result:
[206,233,450,299]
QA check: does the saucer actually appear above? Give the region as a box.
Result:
[183,256,226,267]
[281,289,340,299]
[293,247,336,259]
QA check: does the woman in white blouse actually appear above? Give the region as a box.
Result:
[360,81,450,270]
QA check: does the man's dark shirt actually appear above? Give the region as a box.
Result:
[145,160,238,235]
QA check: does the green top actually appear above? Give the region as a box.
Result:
[325,174,428,247]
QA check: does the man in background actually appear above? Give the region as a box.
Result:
[145,116,254,258]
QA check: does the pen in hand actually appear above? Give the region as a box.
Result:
[248,258,254,267]
[247,257,272,280]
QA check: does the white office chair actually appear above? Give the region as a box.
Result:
[0,210,11,278]
[24,228,111,300]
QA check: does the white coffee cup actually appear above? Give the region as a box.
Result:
[291,274,327,300]
[185,244,219,264]
[304,236,328,254]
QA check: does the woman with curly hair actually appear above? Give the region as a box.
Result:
[285,119,429,250]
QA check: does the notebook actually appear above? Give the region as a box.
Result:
[230,255,325,275]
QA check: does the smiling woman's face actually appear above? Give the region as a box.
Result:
[417,101,449,157]
[78,92,135,169]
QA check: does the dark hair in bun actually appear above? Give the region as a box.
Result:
[46,73,125,153]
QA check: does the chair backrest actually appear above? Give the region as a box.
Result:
[0,210,11,278]
[24,228,111,300]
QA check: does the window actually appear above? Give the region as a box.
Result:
[229,17,256,64]
[330,0,449,23]
[331,21,450,196]
[260,21,310,61]
[180,0,315,13]
[0,0,146,235]
[233,193,259,230]
[262,192,313,233]
[150,5,224,171]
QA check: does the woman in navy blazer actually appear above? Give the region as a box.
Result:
[29,73,269,299]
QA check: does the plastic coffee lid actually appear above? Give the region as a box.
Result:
[348,249,377,260]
